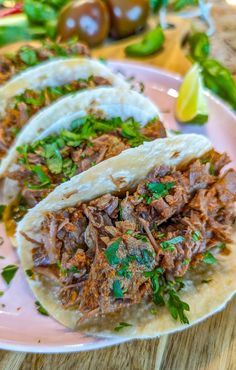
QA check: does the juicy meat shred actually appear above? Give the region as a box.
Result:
[28,150,236,319]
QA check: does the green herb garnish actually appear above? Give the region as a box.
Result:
[182,258,190,266]
[35,300,49,316]
[0,256,5,260]
[104,238,122,265]
[28,165,51,189]
[144,267,189,324]
[167,290,190,324]
[146,181,175,202]
[192,231,201,241]
[114,322,132,332]
[1,264,18,285]
[19,47,38,66]
[113,280,124,299]
[201,279,213,284]
[203,251,217,265]
[25,269,34,279]
[160,236,185,252]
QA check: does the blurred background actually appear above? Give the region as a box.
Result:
[0,0,235,76]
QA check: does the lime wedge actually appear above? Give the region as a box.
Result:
[176,64,208,125]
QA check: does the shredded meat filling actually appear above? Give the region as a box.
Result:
[27,150,236,320]
[0,76,111,159]
[0,41,90,86]
[6,119,166,220]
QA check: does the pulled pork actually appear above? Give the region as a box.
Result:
[27,150,236,321]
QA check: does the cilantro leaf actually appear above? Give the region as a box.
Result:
[167,290,190,324]
[201,279,213,284]
[160,236,185,251]
[1,264,18,285]
[104,238,122,265]
[29,165,51,189]
[19,46,38,66]
[43,143,63,174]
[0,291,4,297]
[25,269,34,279]
[113,280,124,299]
[114,322,132,332]
[35,300,49,316]
[146,181,175,200]
[203,251,217,265]
[192,231,201,241]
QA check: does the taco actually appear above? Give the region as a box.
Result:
[0,39,89,86]
[0,57,129,163]
[1,87,165,240]
[17,133,236,338]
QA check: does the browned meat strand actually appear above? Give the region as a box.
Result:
[28,150,236,318]
[0,41,90,86]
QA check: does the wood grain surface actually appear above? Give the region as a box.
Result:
[0,297,235,369]
[0,7,236,370]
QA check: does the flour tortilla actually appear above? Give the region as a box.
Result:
[0,57,129,170]
[17,133,236,339]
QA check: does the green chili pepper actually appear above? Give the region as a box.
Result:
[125,27,165,57]
[189,32,210,62]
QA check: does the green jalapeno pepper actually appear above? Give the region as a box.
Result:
[125,26,165,57]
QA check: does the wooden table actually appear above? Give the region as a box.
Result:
[0,8,236,370]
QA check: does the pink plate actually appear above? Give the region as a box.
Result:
[0,61,235,353]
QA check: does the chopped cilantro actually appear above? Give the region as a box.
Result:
[167,290,190,325]
[150,308,158,315]
[125,229,147,242]
[68,266,79,273]
[0,291,4,297]
[19,47,38,66]
[192,231,201,241]
[43,143,63,174]
[125,229,134,235]
[216,242,226,250]
[113,280,123,299]
[104,238,122,265]
[0,205,6,221]
[160,236,185,252]
[0,256,5,260]
[146,181,175,202]
[29,165,51,189]
[182,259,190,266]
[116,264,132,279]
[25,269,34,279]
[203,252,217,265]
[1,264,18,285]
[144,267,190,324]
[170,129,181,135]
[114,322,132,332]
[201,279,213,284]
[35,301,49,316]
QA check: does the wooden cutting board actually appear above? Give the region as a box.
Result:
[0,14,235,370]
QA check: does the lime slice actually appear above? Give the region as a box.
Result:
[176,64,208,125]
